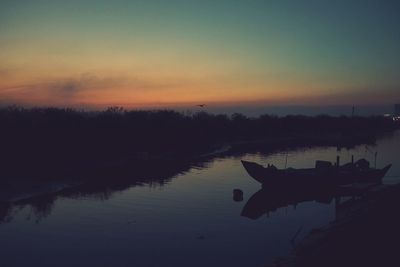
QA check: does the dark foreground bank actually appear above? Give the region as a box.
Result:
[268,183,400,267]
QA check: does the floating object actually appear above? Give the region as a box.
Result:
[233,189,243,202]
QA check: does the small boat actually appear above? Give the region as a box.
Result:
[241,158,391,188]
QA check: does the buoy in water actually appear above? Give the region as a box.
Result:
[233,189,243,202]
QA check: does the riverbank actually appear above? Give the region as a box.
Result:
[0,130,386,204]
[1,107,397,167]
[268,183,400,267]
[1,107,398,203]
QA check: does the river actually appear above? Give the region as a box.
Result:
[0,131,399,267]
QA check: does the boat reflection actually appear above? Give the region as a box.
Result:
[241,183,375,220]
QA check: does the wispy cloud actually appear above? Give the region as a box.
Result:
[0,73,127,105]
[0,72,192,106]
[46,73,126,96]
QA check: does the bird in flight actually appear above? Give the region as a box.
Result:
[197,104,206,108]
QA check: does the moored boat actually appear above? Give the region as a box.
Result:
[241,158,391,188]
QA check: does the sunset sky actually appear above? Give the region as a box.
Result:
[1,0,399,108]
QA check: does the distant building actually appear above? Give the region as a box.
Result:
[395,104,400,116]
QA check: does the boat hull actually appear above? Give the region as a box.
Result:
[241,160,391,188]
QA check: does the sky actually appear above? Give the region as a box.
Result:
[1,0,399,108]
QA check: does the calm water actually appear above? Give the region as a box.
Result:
[1,131,399,267]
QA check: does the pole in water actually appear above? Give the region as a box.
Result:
[351,155,354,164]
[374,152,378,168]
[336,156,340,168]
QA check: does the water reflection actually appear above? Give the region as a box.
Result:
[0,202,12,223]
[241,184,374,220]
[0,158,212,224]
